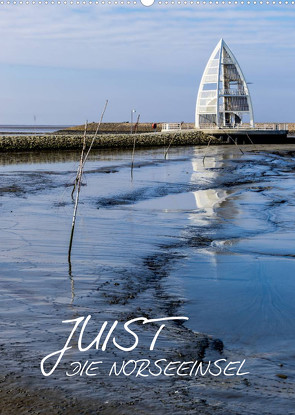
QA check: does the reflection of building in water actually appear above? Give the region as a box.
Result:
[190,155,218,184]
[193,188,227,213]
[187,152,229,279]
[189,151,228,225]
[195,38,254,129]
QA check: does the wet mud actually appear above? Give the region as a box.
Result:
[1,145,295,414]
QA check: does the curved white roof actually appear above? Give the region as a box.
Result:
[195,39,254,129]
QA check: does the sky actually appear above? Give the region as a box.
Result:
[0,3,295,125]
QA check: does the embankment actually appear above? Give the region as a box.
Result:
[0,130,219,152]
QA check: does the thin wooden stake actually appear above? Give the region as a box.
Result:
[131,135,137,180]
[133,113,140,134]
[246,132,255,145]
[71,121,88,199]
[131,114,140,180]
[68,153,83,262]
[164,135,173,159]
[202,136,213,165]
[203,133,244,167]
[68,100,108,262]
[227,134,244,154]
[82,100,108,167]
[201,115,244,167]
[68,258,75,304]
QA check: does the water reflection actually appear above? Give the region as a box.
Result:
[0,148,138,167]
[1,145,295,415]
[68,259,75,304]
[180,147,295,355]
[189,150,229,225]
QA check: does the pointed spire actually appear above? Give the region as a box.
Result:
[195,39,254,129]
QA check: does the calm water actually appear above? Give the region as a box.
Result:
[0,124,71,134]
[0,145,295,414]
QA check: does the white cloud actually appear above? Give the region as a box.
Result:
[1,5,295,71]
[0,5,294,123]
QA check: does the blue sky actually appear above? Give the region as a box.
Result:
[0,4,295,124]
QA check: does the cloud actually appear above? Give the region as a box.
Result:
[0,4,294,123]
[1,5,295,71]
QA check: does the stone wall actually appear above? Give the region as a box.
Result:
[0,131,221,152]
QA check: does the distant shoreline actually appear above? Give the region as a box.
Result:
[0,125,72,135]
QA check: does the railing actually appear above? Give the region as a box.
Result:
[198,123,288,131]
[219,89,247,96]
[222,58,233,65]
[198,124,218,129]
[162,123,182,131]
[254,123,288,131]
[219,105,249,112]
[233,123,288,131]
[162,123,289,132]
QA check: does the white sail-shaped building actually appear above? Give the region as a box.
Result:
[195,39,254,129]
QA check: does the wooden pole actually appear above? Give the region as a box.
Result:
[71,121,88,199]
[68,100,108,262]
[164,135,173,159]
[68,122,87,262]
[131,114,140,180]
[82,100,108,167]
[202,136,213,165]
[201,115,244,166]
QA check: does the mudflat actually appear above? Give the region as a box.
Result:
[0,145,295,414]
